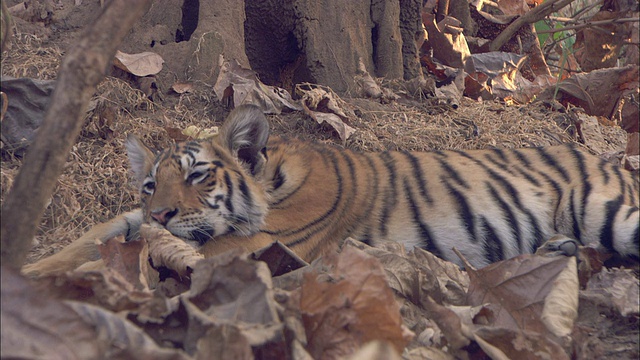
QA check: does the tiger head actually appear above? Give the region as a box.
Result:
[125,105,270,247]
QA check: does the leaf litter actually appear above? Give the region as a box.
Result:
[4,225,637,359]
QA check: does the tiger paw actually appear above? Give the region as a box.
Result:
[536,235,579,258]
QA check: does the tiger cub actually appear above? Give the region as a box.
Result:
[22,104,639,276]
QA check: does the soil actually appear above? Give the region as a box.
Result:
[0,1,637,359]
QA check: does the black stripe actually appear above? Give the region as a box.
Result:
[379,152,398,236]
[611,165,626,204]
[238,174,252,206]
[598,160,610,185]
[182,150,197,164]
[513,149,532,168]
[535,171,564,230]
[600,195,624,252]
[265,148,344,240]
[480,217,505,263]
[270,171,310,207]
[224,171,234,213]
[573,150,592,220]
[272,163,286,190]
[487,183,522,252]
[194,161,208,167]
[456,151,545,249]
[569,189,582,242]
[626,206,638,220]
[535,147,571,182]
[514,166,542,187]
[443,180,476,241]
[362,153,380,224]
[483,153,517,177]
[436,151,470,188]
[404,178,444,259]
[212,160,224,168]
[492,148,508,163]
[402,151,433,204]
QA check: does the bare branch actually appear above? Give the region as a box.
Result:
[489,0,576,52]
[536,17,639,34]
[0,0,152,270]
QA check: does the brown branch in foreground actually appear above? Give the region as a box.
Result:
[489,0,576,52]
[0,0,152,270]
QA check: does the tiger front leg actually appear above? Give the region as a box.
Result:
[21,209,144,277]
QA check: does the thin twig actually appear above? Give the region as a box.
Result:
[489,0,576,52]
[536,17,639,34]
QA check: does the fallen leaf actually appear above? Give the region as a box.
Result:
[98,235,154,291]
[114,50,164,77]
[1,266,188,359]
[251,241,309,277]
[182,125,218,140]
[213,56,302,114]
[188,249,280,324]
[582,268,639,317]
[172,82,194,94]
[300,246,410,359]
[466,254,575,334]
[296,83,356,141]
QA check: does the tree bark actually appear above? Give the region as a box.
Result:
[0,0,153,270]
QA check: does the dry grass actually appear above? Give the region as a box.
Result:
[0,25,628,264]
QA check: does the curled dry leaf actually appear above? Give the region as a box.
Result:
[342,238,469,306]
[582,267,640,317]
[98,235,155,291]
[299,246,410,359]
[113,50,164,77]
[141,224,204,277]
[296,83,356,141]
[171,82,194,94]
[188,250,280,325]
[32,267,154,313]
[422,296,470,351]
[466,254,574,333]
[540,257,579,338]
[213,56,301,114]
[182,125,218,140]
[1,267,188,360]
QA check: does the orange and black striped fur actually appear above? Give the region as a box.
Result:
[22,105,639,275]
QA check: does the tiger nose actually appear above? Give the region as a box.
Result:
[150,208,178,226]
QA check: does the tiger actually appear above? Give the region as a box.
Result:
[22,104,639,276]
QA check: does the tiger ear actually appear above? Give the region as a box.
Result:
[125,134,156,185]
[219,104,269,175]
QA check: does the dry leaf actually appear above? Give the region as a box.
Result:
[540,257,579,337]
[172,82,194,94]
[344,341,401,360]
[1,267,188,360]
[113,50,164,77]
[300,246,410,359]
[213,56,301,114]
[251,241,309,276]
[296,83,356,141]
[422,296,470,350]
[182,125,218,140]
[582,268,639,317]
[466,255,571,332]
[188,250,280,324]
[98,235,155,291]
